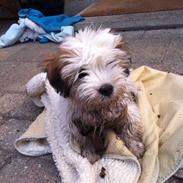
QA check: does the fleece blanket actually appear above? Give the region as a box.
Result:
[15,66,183,183]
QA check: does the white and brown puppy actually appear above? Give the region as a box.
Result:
[44,28,145,163]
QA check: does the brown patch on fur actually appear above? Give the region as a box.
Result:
[71,101,128,163]
[43,47,76,97]
[72,95,145,161]
[115,41,132,69]
[72,98,128,128]
[116,41,129,54]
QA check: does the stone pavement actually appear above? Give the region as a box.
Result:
[0,21,183,183]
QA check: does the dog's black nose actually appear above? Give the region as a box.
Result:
[99,84,113,97]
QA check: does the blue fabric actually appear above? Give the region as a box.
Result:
[0,19,25,48]
[19,26,74,44]
[18,8,84,33]
[0,9,84,48]
[38,26,74,43]
[38,36,50,43]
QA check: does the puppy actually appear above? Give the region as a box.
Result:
[44,28,145,163]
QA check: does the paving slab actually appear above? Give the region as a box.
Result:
[0,154,60,183]
[9,97,43,120]
[0,94,27,114]
[4,42,58,63]
[0,61,41,93]
[0,44,25,61]
[0,147,14,170]
[0,93,42,122]
[0,117,59,182]
[0,116,3,126]
[0,118,32,152]
[0,43,58,94]
[122,28,183,74]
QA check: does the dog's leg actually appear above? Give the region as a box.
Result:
[117,103,145,158]
[80,136,101,164]
[70,122,101,164]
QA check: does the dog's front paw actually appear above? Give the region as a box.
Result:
[81,148,101,164]
[129,140,145,159]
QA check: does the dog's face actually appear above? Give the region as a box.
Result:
[44,28,132,110]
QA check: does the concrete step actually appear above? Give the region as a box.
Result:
[76,10,183,31]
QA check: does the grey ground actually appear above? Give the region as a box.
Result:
[0,6,183,183]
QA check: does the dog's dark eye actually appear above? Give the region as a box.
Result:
[78,68,88,79]
[107,60,116,66]
[78,72,88,79]
[123,68,130,76]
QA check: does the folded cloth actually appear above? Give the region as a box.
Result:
[15,66,183,183]
[0,9,84,48]
[0,19,25,48]
[38,26,74,43]
[20,26,74,43]
[18,8,85,33]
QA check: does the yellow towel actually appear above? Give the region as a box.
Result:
[132,66,183,182]
[15,66,183,182]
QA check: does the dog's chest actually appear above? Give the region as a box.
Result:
[72,103,127,136]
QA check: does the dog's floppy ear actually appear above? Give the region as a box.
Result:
[116,41,132,67]
[43,49,71,97]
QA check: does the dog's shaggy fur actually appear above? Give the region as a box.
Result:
[44,28,145,163]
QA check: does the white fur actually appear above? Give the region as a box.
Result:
[60,28,127,78]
